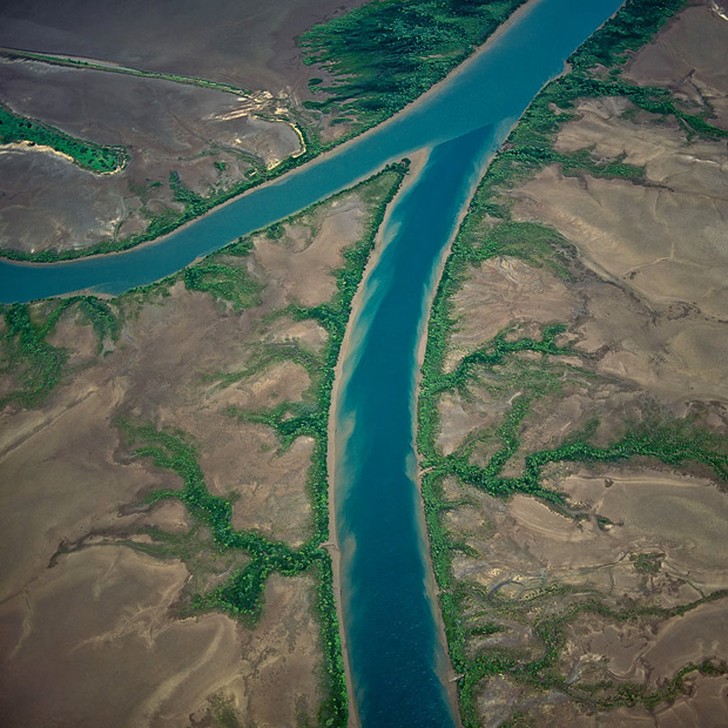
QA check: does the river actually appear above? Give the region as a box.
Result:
[1,0,625,724]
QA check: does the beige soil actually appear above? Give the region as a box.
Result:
[252,193,368,308]
[431,2,728,724]
[445,256,576,372]
[0,174,396,725]
[0,547,322,728]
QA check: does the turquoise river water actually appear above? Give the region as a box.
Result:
[0,0,625,724]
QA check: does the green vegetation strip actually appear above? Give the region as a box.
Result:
[0,104,127,173]
[300,0,527,136]
[117,162,408,727]
[0,163,407,724]
[119,421,346,727]
[451,584,728,725]
[181,237,264,311]
[415,0,728,723]
[0,296,119,407]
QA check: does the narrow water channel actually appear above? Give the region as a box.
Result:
[334,127,498,727]
[0,0,624,305]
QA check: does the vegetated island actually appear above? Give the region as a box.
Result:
[0,0,527,261]
[0,161,407,726]
[417,0,728,725]
[0,103,128,173]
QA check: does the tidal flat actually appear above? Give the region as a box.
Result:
[418,0,728,724]
[0,166,405,726]
[0,0,368,258]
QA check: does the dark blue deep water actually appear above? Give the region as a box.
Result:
[334,128,496,728]
[0,0,626,724]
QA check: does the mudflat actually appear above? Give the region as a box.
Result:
[0,167,404,726]
[423,1,728,724]
[0,0,366,255]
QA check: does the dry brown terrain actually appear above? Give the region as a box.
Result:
[0,0,367,255]
[0,0,367,94]
[429,2,728,724]
[0,58,301,253]
[624,2,728,127]
[0,169,401,726]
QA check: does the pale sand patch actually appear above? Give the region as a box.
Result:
[0,547,322,728]
[207,360,311,412]
[218,113,302,167]
[557,468,728,593]
[445,256,575,372]
[512,165,728,318]
[0,140,92,170]
[0,371,176,603]
[0,546,244,728]
[253,193,367,308]
[262,316,328,354]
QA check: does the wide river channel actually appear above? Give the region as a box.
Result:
[1,0,624,723]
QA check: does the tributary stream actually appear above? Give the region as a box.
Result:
[0,1,625,723]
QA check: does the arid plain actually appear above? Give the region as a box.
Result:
[0,0,366,255]
[1,4,381,724]
[426,1,728,724]
[2,0,728,726]
[0,167,405,726]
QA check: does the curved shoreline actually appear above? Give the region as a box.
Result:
[313,2,549,724]
[326,148,431,728]
[323,0,629,721]
[0,0,539,269]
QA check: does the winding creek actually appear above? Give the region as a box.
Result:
[1,0,625,723]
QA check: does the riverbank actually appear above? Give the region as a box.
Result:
[410,146,499,726]
[0,0,541,267]
[414,0,728,724]
[327,148,430,728]
[4,0,581,305]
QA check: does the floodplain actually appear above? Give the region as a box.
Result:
[417,1,728,724]
[0,166,406,726]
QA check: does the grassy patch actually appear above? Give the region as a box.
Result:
[0,103,127,173]
[300,0,526,135]
[0,296,120,407]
